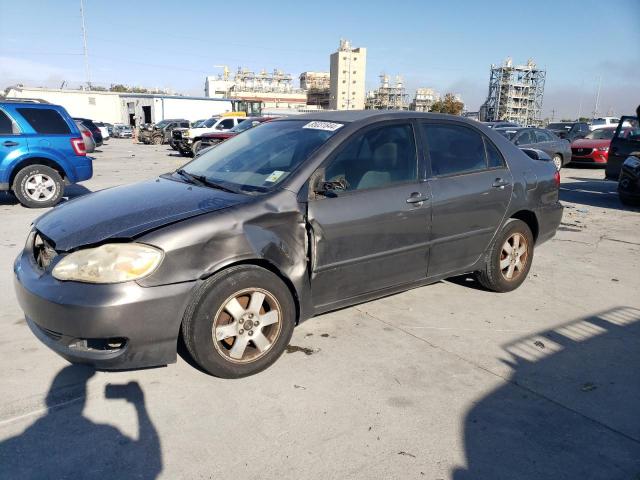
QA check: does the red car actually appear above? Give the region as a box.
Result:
[195,117,274,155]
[570,127,619,165]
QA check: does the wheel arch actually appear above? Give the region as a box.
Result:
[199,257,302,325]
[9,157,67,187]
[510,210,539,242]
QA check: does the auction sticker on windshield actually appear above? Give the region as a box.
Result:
[303,121,343,131]
[265,170,287,183]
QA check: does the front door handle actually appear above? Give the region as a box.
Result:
[406,192,428,204]
[3,141,19,147]
[492,178,510,188]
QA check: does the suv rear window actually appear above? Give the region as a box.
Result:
[17,108,71,134]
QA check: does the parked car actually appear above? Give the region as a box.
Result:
[547,122,590,142]
[589,117,621,131]
[173,115,245,156]
[104,123,114,137]
[0,101,93,207]
[94,122,110,141]
[483,121,520,129]
[140,119,190,145]
[112,124,133,138]
[569,127,621,165]
[73,118,103,146]
[618,154,640,206]
[14,111,562,377]
[195,116,274,155]
[495,127,571,170]
[606,115,640,180]
[75,120,96,153]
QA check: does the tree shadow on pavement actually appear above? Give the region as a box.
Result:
[453,306,640,480]
[0,365,162,479]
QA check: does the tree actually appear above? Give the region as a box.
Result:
[429,93,464,116]
[109,84,129,93]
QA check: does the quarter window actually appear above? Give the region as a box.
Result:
[485,139,504,168]
[325,123,417,191]
[421,123,487,176]
[0,110,17,135]
[16,108,71,134]
[515,130,535,145]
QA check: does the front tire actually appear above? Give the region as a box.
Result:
[476,219,534,292]
[12,165,64,208]
[192,140,202,156]
[181,265,296,378]
[151,135,163,145]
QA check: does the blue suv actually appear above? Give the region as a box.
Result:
[0,101,93,208]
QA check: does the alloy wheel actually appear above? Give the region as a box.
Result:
[212,288,282,363]
[499,232,529,281]
[25,174,56,202]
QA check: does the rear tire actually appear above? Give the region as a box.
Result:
[12,165,64,208]
[476,218,534,292]
[181,265,296,378]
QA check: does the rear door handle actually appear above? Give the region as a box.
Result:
[406,192,428,204]
[492,178,510,188]
[3,141,19,147]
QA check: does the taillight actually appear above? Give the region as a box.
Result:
[554,170,560,187]
[70,138,86,156]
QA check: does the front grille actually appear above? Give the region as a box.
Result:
[172,130,183,140]
[33,232,57,270]
[572,147,593,156]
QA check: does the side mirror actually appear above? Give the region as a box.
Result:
[520,148,551,161]
[314,177,349,196]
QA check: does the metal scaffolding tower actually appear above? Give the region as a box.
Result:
[481,58,546,125]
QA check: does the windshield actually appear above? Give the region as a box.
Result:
[496,129,519,140]
[585,129,616,140]
[547,123,572,130]
[202,117,220,128]
[230,119,262,133]
[155,120,170,128]
[180,120,342,192]
[591,118,606,126]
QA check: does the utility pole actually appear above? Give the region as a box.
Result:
[593,75,602,118]
[577,79,584,120]
[80,0,91,88]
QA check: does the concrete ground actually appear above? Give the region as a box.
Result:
[0,139,638,479]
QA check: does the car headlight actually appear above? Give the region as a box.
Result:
[52,243,163,283]
[596,146,609,152]
[183,130,190,137]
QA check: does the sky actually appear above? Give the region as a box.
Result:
[1,0,639,119]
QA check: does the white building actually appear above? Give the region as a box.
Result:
[329,39,367,110]
[5,86,235,125]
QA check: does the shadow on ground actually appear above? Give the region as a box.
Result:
[559,176,635,211]
[0,184,92,206]
[453,306,640,479]
[0,365,162,479]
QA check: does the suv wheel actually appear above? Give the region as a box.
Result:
[13,165,64,208]
[181,265,295,378]
[152,135,163,145]
[476,218,534,292]
[192,140,203,155]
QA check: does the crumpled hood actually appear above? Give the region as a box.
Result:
[35,177,250,251]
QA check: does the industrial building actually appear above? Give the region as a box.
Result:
[205,66,307,110]
[409,87,439,112]
[480,58,546,126]
[365,74,408,110]
[329,39,367,110]
[5,86,236,125]
[300,72,331,110]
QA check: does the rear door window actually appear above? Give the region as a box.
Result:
[515,130,535,145]
[421,123,487,176]
[535,130,553,143]
[17,108,71,134]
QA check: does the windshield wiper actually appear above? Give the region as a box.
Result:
[175,169,238,194]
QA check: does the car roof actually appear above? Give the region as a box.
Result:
[278,110,481,127]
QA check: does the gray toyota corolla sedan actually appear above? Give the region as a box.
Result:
[14,111,563,378]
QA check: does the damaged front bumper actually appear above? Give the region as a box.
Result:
[13,247,195,370]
